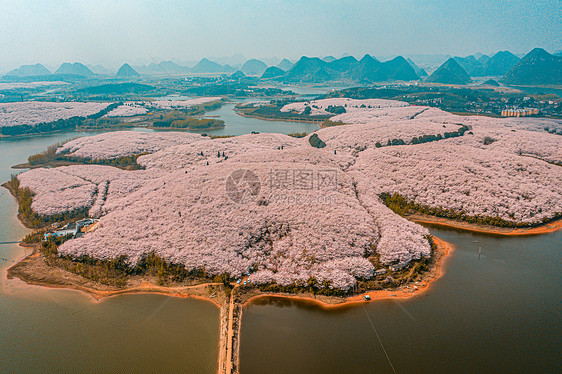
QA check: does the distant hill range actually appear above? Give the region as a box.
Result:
[116,63,140,77]
[134,60,191,74]
[502,48,562,85]
[482,51,521,76]
[276,59,293,71]
[88,64,111,75]
[55,62,95,77]
[407,58,428,77]
[4,49,559,86]
[4,63,50,77]
[2,62,96,81]
[453,55,482,76]
[240,59,268,75]
[426,58,472,85]
[264,54,420,83]
[405,54,451,67]
[261,66,285,79]
[191,58,234,74]
[454,51,520,76]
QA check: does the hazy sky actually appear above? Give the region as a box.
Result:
[0,0,560,71]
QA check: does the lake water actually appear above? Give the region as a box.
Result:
[1,109,561,373]
[0,132,219,373]
[200,103,319,136]
[241,226,562,373]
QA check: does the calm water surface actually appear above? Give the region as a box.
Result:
[241,227,562,373]
[0,132,219,373]
[1,109,561,373]
[200,103,319,136]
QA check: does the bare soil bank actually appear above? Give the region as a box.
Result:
[407,214,562,236]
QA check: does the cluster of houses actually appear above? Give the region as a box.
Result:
[389,261,410,272]
[501,108,539,117]
[370,261,409,276]
[44,218,99,241]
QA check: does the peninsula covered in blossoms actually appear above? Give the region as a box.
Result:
[4,94,562,372]
[5,99,560,273]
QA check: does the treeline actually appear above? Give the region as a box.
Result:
[379,191,561,228]
[6,175,88,228]
[237,104,331,122]
[209,134,234,139]
[257,278,349,297]
[77,117,127,130]
[321,119,346,127]
[77,83,154,96]
[21,229,47,245]
[0,103,120,136]
[327,87,408,100]
[6,175,36,226]
[27,143,146,169]
[325,105,346,114]
[41,239,208,286]
[374,125,470,148]
[186,84,245,96]
[412,125,470,144]
[28,141,68,165]
[357,237,435,292]
[254,261,432,295]
[308,133,326,148]
[1,116,83,136]
[87,102,121,119]
[36,230,436,293]
[326,86,500,106]
[152,117,225,129]
[356,259,430,292]
[188,100,223,115]
[288,132,307,138]
[59,153,148,169]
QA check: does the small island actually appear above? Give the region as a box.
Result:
[149,114,224,130]
[0,98,225,137]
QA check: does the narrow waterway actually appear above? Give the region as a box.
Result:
[200,103,320,136]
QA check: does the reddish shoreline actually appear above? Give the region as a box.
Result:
[8,212,559,310]
[407,214,562,236]
[6,266,223,308]
[8,236,454,310]
[242,237,455,309]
